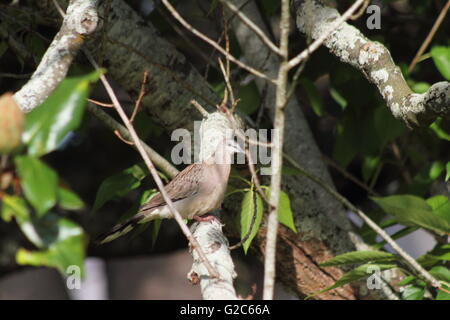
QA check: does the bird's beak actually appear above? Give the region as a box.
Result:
[230,140,245,154]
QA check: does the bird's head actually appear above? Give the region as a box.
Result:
[207,137,244,165]
[224,138,244,154]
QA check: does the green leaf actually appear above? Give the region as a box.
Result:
[431,46,450,80]
[427,195,450,222]
[372,195,450,234]
[93,164,147,212]
[317,264,397,295]
[237,81,261,115]
[152,219,162,247]
[263,188,297,232]
[329,87,348,109]
[333,120,357,167]
[402,285,425,300]
[23,71,102,156]
[278,191,297,233]
[301,78,325,116]
[1,196,54,248]
[16,216,86,276]
[260,0,280,16]
[133,112,164,141]
[58,187,84,211]
[15,155,58,217]
[332,107,380,168]
[281,166,303,176]
[372,226,418,249]
[437,284,450,300]
[429,161,444,180]
[430,266,450,282]
[373,105,405,146]
[417,244,450,267]
[446,162,450,182]
[1,195,28,223]
[240,189,263,253]
[411,82,430,94]
[362,155,380,182]
[24,33,46,59]
[397,275,417,287]
[430,120,450,141]
[320,251,396,267]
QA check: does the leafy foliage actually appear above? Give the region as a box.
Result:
[16,215,86,276]
[431,46,450,80]
[23,71,102,156]
[320,251,396,267]
[240,188,263,253]
[371,195,450,234]
[93,164,147,212]
[0,71,97,277]
[15,155,58,217]
[317,264,398,296]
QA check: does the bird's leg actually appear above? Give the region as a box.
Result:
[193,213,218,222]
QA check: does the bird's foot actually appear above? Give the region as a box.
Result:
[193,213,218,222]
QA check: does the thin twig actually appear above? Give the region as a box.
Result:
[408,0,450,73]
[98,0,113,68]
[218,58,235,107]
[220,18,235,108]
[282,55,308,110]
[390,141,412,184]
[156,5,218,70]
[51,0,65,16]
[84,52,219,278]
[220,0,282,56]
[350,0,370,20]
[113,130,134,145]
[0,72,32,79]
[130,71,149,123]
[191,100,210,118]
[287,0,367,69]
[244,147,269,204]
[322,154,379,196]
[263,0,290,301]
[203,0,253,79]
[161,0,277,84]
[87,98,114,107]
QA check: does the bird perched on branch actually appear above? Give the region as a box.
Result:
[97,137,243,244]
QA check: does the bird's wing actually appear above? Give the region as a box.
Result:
[138,163,204,213]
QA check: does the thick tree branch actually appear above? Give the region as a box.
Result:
[188,218,238,300]
[13,0,98,112]
[292,0,450,127]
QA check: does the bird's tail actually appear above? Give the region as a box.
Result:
[96,213,149,244]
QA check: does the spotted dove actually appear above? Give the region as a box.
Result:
[98,138,243,244]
